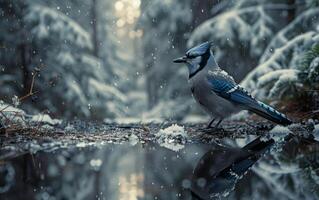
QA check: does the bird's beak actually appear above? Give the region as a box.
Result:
[173,56,187,63]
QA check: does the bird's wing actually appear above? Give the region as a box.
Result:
[207,69,292,125]
[206,69,256,106]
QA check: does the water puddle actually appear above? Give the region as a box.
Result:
[0,134,319,200]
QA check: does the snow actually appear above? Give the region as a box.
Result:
[88,79,126,103]
[268,73,299,98]
[260,8,319,63]
[57,52,75,66]
[238,8,319,100]
[269,125,292,135]
[10,3,128,120]
[0,102,25,123]
[104,117,163,124]
[142,99,193,121]
[208,68,235,82]
[65,78,90,117]
[243,32,315,87]
[11,96,20,107]
[155,124,188,152]
[182,115,208,124]
[1,1,317,126]
[188,5,275,57]
[157,124,187,138]
[230,110,249,121]
[0,102,25,116]
[80,54,104,79]
[257,70,299,88]
[257,69,300,98]
[241,32,318,98]
[157,140,185,152]
[75,142,102,148]
[31,114,62,126]
[104,117,140,124]
[268,125,292,142]
[26,5,92,49]
[128,134,139,146]
[65,124,75,132]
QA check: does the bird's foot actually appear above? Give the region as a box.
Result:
[201,118,224,133]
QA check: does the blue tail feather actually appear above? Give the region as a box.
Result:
[249,101,292,126]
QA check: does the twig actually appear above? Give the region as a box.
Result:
[0,105,10,113]
[19,70,39,102]
[300,110,319,119]
[0,67,41,135]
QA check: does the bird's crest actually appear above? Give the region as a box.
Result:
[186,41,212,58]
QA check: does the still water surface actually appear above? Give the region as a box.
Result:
[0,134,319,200]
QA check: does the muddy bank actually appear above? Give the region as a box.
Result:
[0,120,316,160]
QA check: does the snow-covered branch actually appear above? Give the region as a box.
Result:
[241,32,318,99]
[260,8,319,63]
[26,5,92,50]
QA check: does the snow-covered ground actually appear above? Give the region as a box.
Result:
[155,124,188,152]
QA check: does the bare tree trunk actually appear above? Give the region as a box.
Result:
[287,0,296,23]
[91,0,99,57]
[20,44,31,95]
[19,0,31,95]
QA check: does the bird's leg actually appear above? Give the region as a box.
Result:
[214,118,224,128]
[201,118,224,133]
[206,118,216,128]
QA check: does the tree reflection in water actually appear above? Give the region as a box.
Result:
[0,134,318,200]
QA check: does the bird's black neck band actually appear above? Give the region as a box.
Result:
[189,51,210,79]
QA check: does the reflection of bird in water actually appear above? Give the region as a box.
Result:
[190,137,274,200]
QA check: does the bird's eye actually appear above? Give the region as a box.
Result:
[186,53,196,59]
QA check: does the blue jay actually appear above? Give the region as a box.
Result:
[173,41,292,128]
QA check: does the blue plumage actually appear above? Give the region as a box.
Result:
[174,41,292,127]
[207,71,292,125]
[231,90,291,125]
[186,41,212,57]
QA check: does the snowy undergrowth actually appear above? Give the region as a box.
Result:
[182,115,209,124]
[188,5,275,57]
[260,8,319,63]
[241,8,319,102]
[0,102,25,117]
[128,134,139,146]
[155,124,188,152]
[269,125,292,138]
[31,114,62,126]
[23,4,127,120]
[230,111,249,121]
[258,125,292,145]
[104,117,163,125]
[26,5,92,49]
[0,100,63,132]
[241,32,319,99]
[0,101,26,126]
[188,3,281,81]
